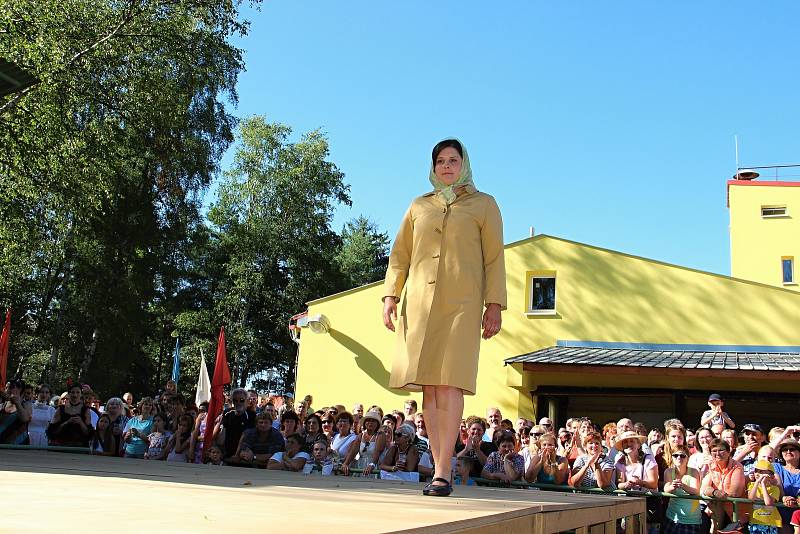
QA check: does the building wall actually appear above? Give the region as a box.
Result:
[295,236,800,421]
[729,181,800,291]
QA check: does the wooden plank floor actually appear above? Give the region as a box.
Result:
[2,450,637,533]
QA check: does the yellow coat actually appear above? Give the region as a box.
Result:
[382,188,507,395]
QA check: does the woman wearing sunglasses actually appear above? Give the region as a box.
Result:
[379,424,419,476]
[663,445,702,534]
[700,439,745,530]
[321,416,336,443]
[775,439,800,528]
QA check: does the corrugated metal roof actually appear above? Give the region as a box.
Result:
[0,58,39,98]
[505,345,800,371]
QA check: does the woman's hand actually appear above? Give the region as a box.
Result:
[482,303,502,339]
[382,297,397,332]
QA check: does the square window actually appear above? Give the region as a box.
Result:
[783,257,795,284]
[529,275,556,313]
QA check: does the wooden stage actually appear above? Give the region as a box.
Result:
[2,449,644,533]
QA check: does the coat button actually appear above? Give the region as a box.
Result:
[428,280,435,284]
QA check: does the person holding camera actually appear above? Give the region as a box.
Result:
[0,379,32,444]
[122,397,155,458]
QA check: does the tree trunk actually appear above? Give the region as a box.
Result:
[46,344,60,384]
[78,327,99,381]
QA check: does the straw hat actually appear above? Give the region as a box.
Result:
[778,438,800,456]
[361,410,382,427]
[614,430,647,451]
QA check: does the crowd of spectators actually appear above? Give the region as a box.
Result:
[4,381,800,534]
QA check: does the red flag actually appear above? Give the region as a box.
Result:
[202,327,230,460]
[0,309,10,386]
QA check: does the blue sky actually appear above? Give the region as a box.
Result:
[215,1,800,276]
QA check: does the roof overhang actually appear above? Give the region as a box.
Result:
[505,341,800,380]
[0,58,39,98]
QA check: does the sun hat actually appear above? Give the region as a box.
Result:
[754,459,775,473]
[614,430,647,451]
[778,438,800,455]
[361,410,381,427]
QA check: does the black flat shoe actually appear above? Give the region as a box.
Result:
[424,477,452,497]
[422,477,450,496]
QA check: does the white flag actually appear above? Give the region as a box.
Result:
[195,348,211,406]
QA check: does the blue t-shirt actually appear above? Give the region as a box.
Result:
[124,417,154,455]
[774,462,800,523]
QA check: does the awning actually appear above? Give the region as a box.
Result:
[505,343,800,372]
[0,58,39,98]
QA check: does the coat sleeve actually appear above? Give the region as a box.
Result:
[481,196,507,310]
[382,204,413,300]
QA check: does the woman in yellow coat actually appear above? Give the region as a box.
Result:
[382,138,507,496]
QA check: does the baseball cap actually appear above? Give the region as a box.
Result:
[708,393,722,402]
[742,423,764,434]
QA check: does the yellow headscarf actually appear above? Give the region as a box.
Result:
[428,138,475,205]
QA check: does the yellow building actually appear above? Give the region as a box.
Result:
[729,175,800,291]
[294,234,800,430]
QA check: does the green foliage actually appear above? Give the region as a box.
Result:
[0,3,390,400]
[200,115,351,389]
[336,216,390,288]
[0,0,247,397]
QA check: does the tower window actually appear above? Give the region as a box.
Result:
[528,274,556,314]
[761,205,787,218]
[783,257,795,284]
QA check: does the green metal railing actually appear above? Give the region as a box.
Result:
[469,478,792,523]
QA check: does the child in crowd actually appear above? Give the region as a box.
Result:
[791,509,800,534]
[481,431,524,484]
[748,459,783,534]
[205,444,224,466]
[164,414,193,462]
[92,413,116,456]
[145,413,170,460]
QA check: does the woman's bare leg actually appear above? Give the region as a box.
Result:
[430,385,463,485]
[422,385,439,480]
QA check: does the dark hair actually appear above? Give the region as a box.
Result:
[335,411,354,425]
[304,413,323,429]
[285,432,303,445]
[178,414,195,432]
[281,411,300,424]
[7,379,24,390]
[431,139,463,165]
[36,383,52,394]
[496,430,516,446]
[382,414,397,427]
[709,438,731,452]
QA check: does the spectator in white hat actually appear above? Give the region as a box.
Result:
[348,409,386,476]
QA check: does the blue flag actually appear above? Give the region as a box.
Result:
[171,338,180,384]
